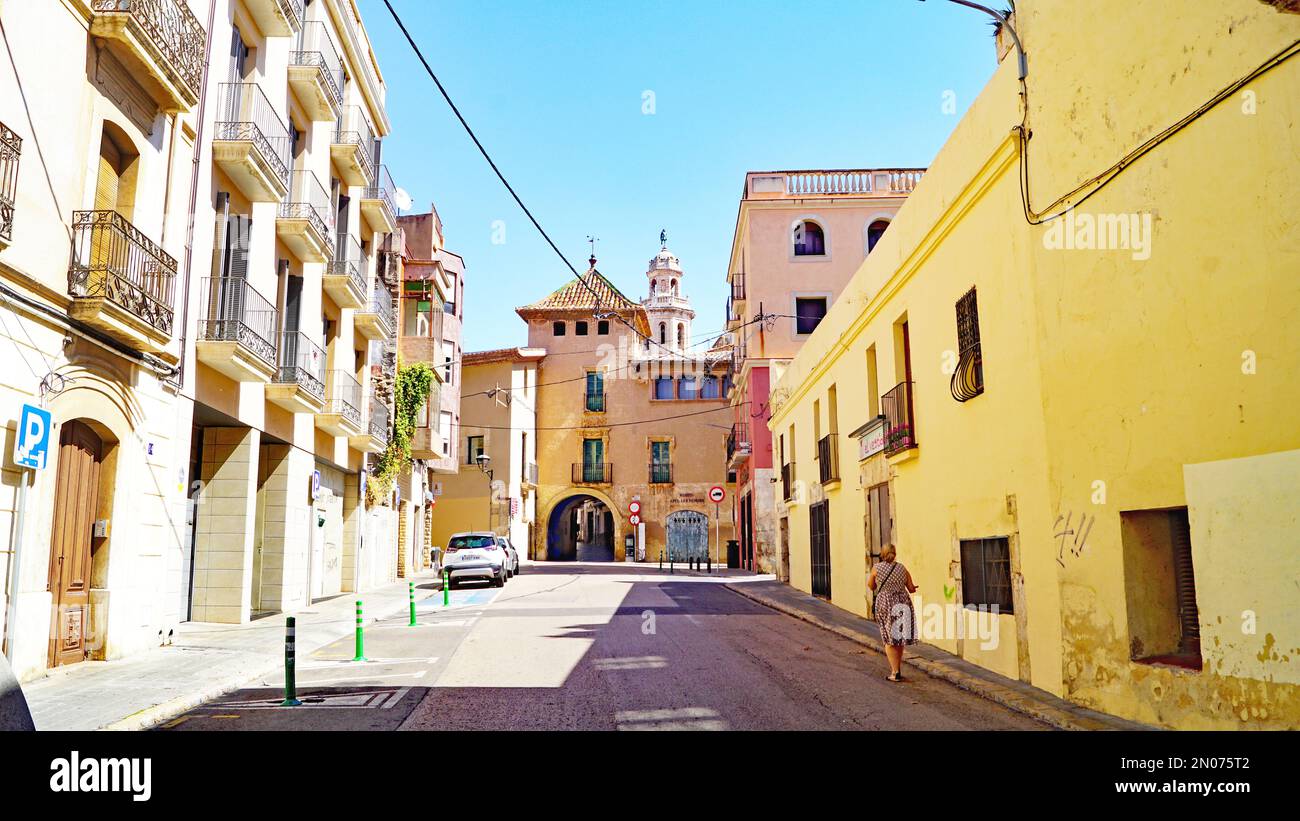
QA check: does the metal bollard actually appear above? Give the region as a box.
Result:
[658,551,662,571]
[443,568,450,606]
[707,552,712,573]
[351,600,367,662]
[408,581,417,627]
[280,616,301,706]
[670,552,674,575]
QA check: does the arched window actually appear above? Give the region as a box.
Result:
[866,219,890,253]
[659,322,667,344]
[676,324,684,348]
[651,279,657,294]
[671,279,678,295]
[95,123,140,222]
[794,220,825,256]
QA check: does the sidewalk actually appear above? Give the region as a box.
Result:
[22,571,441,731]
[725,579,1152,731]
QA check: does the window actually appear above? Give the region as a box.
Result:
[585,371,605,412]
[952,287,983,400]
[553,321,566,336]
[794,220,825,256]
[795,297,828,335]
[650,441,671,483]
[415,397,429,428]
[659,322,667,345]
[701,375,721,399]
[576,320,589,336]
[439,411,453,456]
[866,219,890,253]
[653,377,674,400]
[960,537,1013,613]
[865,482,892,566]
[443,343,454,385]
[1121,508,1202,669]
[865,345,880,418]
[597,320,609,335]
[676,324,684,349]
[677,377,699,400]
[467,435,485,464]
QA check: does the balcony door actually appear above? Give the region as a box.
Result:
[582,438,603,483]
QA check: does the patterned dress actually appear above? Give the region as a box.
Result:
[873,560,918,646]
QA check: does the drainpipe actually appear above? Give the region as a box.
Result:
[169,0,220,393]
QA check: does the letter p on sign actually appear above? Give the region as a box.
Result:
[15,403,53,470]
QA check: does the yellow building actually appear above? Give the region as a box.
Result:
[427,347,543,556]
[768,0,1300,729]
[520,246,736,564]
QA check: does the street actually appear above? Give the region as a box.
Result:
[159,564,1045,731]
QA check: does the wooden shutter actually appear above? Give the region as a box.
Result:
[94,136,122,212]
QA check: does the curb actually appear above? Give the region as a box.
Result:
[98,585,440,732]
[725,583,1147,732]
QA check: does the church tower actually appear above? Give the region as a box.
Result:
[642,230,696,355]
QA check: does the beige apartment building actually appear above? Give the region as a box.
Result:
[427,347,543,556]
[723,169,920,577]
[0,0,420,682]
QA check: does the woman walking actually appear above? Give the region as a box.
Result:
[868,544,918,681]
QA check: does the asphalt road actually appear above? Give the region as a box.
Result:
[160,564,1046,731]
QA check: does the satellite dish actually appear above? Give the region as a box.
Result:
[394,187,414,212]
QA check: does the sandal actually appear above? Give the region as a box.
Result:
[887,672,903,682]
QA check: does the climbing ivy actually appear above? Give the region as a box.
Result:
[366,359,434,506]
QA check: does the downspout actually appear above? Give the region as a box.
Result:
[169,0,220,393]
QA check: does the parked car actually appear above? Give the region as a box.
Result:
[443,531,508,588]
[497,536,520,577]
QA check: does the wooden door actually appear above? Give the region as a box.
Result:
[47,421,102,667]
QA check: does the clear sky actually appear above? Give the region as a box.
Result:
[359,0,1001,353]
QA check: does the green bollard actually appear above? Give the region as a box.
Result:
[281,616,301,706]
[443,568,450,607]
[408,581,417,627]
[351,600,367,662]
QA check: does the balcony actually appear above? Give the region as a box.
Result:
[726,422,751,470]
[360,164,398,235]
[196,277,279,383]
[213,83,291,203]
[641,292,692,310]
[572,463,612,484]
[410,382,443,459]
[0,122,19,248]
[276,170,333,263]
[817,434,840,485]
[245,0,303,38]
[289,20,343,121]
[584,391,606,413]
[88,0,204,112]
[781,462,794,502]
[731,273,746,303]
[354,287,395,341]
[523,461,539,486]
[67,210,176,352]
[745,168,926,200]
[316,370,363,437]
[881,381,918,458]
[324,233,367,309]
[332,106,376,187]
[399,334,443,372]
[649,463,673,485]
[350,397,389,453]
[267,331,326,414]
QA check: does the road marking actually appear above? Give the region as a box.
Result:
[297,657,438,670]
[382,687,411,708]
[160,717,190,728]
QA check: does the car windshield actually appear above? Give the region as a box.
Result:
[449,535,495,550]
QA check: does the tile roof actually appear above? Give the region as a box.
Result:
[517,268,640,314]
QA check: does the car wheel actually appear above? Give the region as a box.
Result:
[492,571,505,588]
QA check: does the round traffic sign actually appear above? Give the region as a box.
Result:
[629,513,641,526]
[709,485,726,503]
[628,500,642,514]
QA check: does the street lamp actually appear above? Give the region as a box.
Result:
[474,453,493,532]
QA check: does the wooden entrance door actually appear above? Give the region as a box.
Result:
[48,421,102,667]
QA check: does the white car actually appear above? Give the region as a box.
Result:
[497,536,520,577]
[443,531,509,589]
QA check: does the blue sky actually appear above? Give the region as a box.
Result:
[360,0,1000,352]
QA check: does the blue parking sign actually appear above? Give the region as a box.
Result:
[14,404,52,470]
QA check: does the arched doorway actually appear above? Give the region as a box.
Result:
[546,494,615,562]
[47,420,104,667]
[666,510,709,563]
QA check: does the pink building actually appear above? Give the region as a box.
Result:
[724,169,923,575]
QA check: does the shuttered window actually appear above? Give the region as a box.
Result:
[960,537,1013,612]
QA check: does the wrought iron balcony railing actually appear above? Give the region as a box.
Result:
[280,169,333,239]
[327,370,363,427]
[881,380,918,457]
[0,121,19,246]
[330,233,368,293]
[524,462,539,485]
[572,463,612,484]
[334,105,376,180]
[731,273,746,301]
[290,20,343,107]
[275,331,325,399]
[726,422,751,463]
[368,397,390,445]
[585,391,606,413]
[364,164,397,215]
[68,210,177,335]
[649,463,673,484]
[817,434,840,484]
[369,287,395,334]
[215,82,292,190]
[91,0,205,104]
[198,276,278,366]
[781,462,794,502]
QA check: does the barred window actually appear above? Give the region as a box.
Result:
[951,286,984,401]
[960,537,1013,612]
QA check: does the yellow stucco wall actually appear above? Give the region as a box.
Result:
[769,0,1300,728]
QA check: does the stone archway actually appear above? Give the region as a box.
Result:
[545,493,617,562]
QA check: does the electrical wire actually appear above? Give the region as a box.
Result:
[449,400,747,433]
